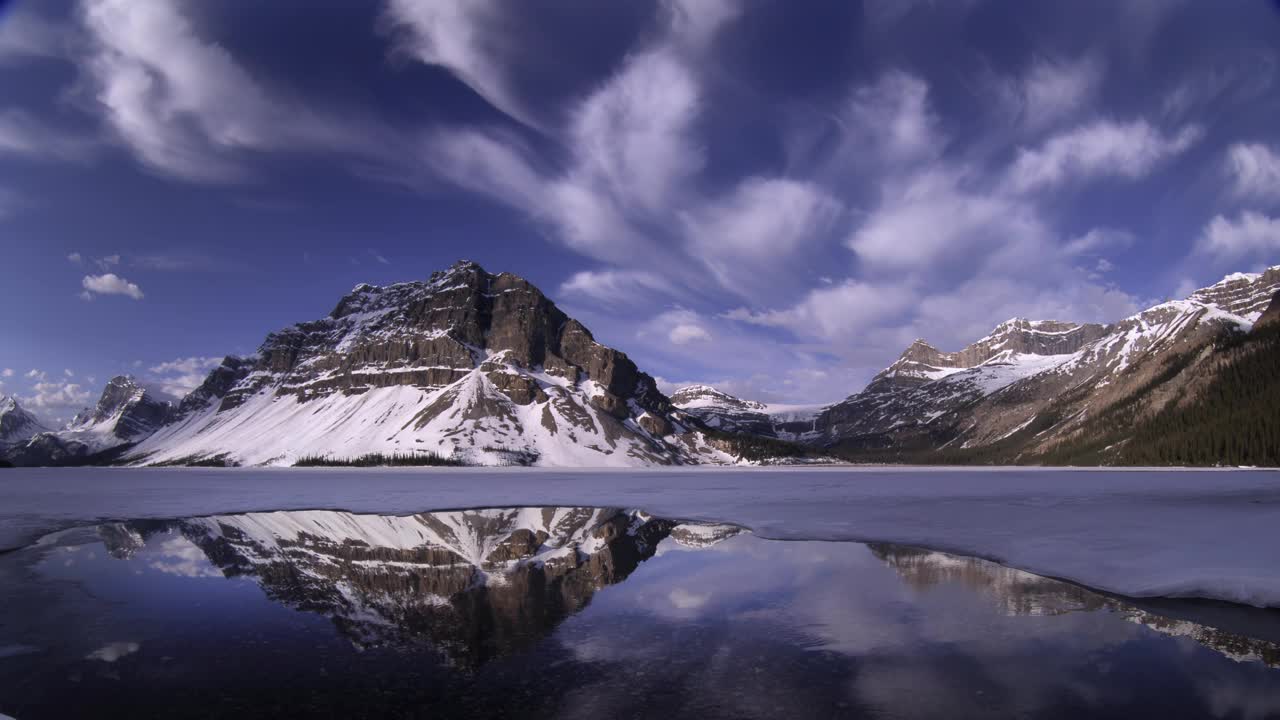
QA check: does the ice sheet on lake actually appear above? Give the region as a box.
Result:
[0,466,1277,607]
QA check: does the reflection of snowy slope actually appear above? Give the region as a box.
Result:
[112,507,745,665]
[871,544,1280,667]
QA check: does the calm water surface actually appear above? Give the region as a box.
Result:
[0,506,1277,719]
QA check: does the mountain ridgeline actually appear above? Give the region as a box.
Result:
[4,261,1278,467]
[5,261,731,468]
[672,266,1280,467]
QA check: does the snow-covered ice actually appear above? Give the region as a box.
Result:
[1,466,1278,607]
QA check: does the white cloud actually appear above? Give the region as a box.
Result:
[570,47,705,216]
[82,273,144,300]
[664,0,741,49]
[67,252,83,264]
[25,369,44,380]
[420,0,736,279]
[559,270,677,305]
[837,71,940,167]
[148,356,221,397]
[1063,227,1136,256]
[80,0,274,181]
[668,587,710,610]
[63,369,73,378]
[988,55,1100,132]
[80,0,391,183]
[719,69,1150,388]
[149,536,222,578]
[1197,211,1280,264]
[848,167,1051,272]
[380,0,537,128]
[1006,120,1201,193]
[1,368,12,378]
[86,641,140,663]
[149,356,221,375]
[727,280,915,342]
[669,323,712,345]
[682,178,842,298]
[1225,143,1280,203]
[21,380,93,417]
[1016,56,1103,130]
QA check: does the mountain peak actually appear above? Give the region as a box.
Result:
[117,261,724,467]
[1187,265,1280,321]
[670,385,765,411]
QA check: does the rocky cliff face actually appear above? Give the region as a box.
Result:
[104,507,744,666]
[126,261,729,467]
[0,395,47,450]
[808,266,1280,459]
[68,375,173,440]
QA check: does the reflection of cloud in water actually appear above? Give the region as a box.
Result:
[0,644,40,659]
[149,535,223,578]
[668,588,710,609]
[86,641,139,662]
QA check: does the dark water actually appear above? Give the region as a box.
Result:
[0,507,1278,719]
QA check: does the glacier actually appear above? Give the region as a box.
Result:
[1,466,1278,608]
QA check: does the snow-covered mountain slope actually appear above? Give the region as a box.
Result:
[669,384,824,441]
[122,261,732,467]
[6,376,172,465]
[811,266,1280,458]
[102,507,743,663]
[0,395,47,450]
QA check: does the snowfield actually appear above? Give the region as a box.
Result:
[1,467,1278,608]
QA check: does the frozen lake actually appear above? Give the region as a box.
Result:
[1,505,1278,719]
[1,466,1279,607]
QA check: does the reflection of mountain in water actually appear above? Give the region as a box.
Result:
[100,508,743,667]
[870,544,1280,667]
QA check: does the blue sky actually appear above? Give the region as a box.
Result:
[2,0,1280,423]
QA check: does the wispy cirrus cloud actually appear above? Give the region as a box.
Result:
[1005,119,1201,193]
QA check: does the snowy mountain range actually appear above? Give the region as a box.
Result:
[7,261,731,467]
[5,261,1278,467]
[673,265,1280,463]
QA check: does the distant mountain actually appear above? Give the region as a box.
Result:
[669,384,822,440]
[7,377,171,466]
[0,395,48,450]
[808,266,1280,464]
[8,261,732,467]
